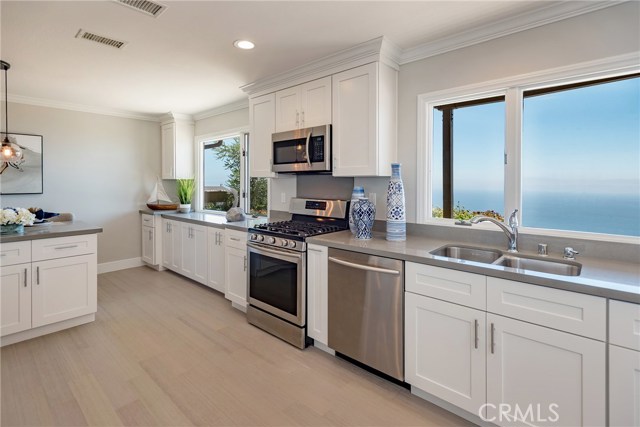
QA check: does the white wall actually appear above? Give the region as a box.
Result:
[1,102,160,265]
[358,2,640,222]
[195,108,249,136]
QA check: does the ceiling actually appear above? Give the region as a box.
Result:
[0,1,613,119]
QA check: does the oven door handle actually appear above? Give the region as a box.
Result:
[248,243,303,262]
[305,130,312,167]
[328,257,401,275]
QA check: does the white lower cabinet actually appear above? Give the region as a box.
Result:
[0,263,32,336]
[486,313,605,427]
[225,230,247,309]
[32,254,98,328]
[0,235,98,345]
[405,261,607,427]
[162,219,181,271]
[405,292,486,415]
[207,228,225,293]
[179,223,207,285]
[307,244,328,345]
[141,226,155,264]
[609,344,640,427]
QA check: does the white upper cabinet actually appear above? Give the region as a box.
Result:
[332,62,397,177]
[249,93,276,178]
[275,77,332,132]
[161,114,194,179]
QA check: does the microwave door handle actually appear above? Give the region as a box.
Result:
[305,131,312,167]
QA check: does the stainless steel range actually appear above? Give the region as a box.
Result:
[246,198,349,349]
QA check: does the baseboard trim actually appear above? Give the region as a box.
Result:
[98,257,144,274]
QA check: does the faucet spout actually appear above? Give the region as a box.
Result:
[470,209,519,252]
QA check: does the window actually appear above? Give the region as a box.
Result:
[432,97,505,221]
[200,132,268,216]
[422,69,640,238]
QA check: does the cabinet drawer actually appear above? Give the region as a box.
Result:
[32,234,97,262]
[487,277,606,340]
[225,229,246,250]
[0,241,31,267]
[405,262,486,310]
[141,214,154,227]
[610,300,640,351]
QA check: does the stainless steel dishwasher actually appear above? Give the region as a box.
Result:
[328,248,404,381]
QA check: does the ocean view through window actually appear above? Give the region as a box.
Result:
[426,72,640,237]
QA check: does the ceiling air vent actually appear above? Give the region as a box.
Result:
[75,29,127,49]
[115,0,166,17]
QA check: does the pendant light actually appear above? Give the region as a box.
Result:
[1,60,22,163]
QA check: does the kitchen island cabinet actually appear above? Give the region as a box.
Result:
[1,227,101,347]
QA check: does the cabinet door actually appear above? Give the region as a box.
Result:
[161,123,175,179]
[162,219,173,269]
[0,263,31,336]
[192,225,207,285]
[32,254,97,328]
[225,246,247,309]
[332,62,378,176]
[275,86,300,132]
[300,76,331,129]
[486,314,605,427]
[405,292,486,415]
[609,345,640,427]
[249,93,276,177]
[207,229,226,293]
[180,223,196,279]
[307,244,328,345]
[141,226,155,265]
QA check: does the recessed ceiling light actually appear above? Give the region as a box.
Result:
[233,40,255,50]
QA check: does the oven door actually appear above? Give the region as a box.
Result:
[247,242,305,326]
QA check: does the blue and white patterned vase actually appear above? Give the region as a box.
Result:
[349,186,365,235]
[386,163,406,241]
[352,197,375,240]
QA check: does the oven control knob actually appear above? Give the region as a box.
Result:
[288,241,296,248]
[250,233,257,241]
[281,239,289,247]
[268,237,276,244]
[257,235,264,242]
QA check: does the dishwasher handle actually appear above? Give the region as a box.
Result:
[328,256,401,275]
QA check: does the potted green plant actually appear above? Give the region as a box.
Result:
[176,178,196,213]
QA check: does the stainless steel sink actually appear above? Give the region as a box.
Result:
[493,254,582,277]
[430,245,502,264]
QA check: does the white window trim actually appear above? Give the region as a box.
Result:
[195,126,249,213]
[417,52,640,243]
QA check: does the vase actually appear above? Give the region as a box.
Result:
[386,163,406,241]
[0,224,25,234]
[178,204,191,213]
[348,186,365,235]
[352,197,375,240]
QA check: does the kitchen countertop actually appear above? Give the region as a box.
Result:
[308,230,640,304]
[0,221,103,243]
[159,212,268,231]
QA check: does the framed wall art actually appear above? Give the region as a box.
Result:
[0,132,43,194]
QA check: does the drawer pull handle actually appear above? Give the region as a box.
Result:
[24,268,28,287]
[308,248,323,253]
[230,237,240,241]
[1,253,6,257]
[36,266,40,285]
[55,244,78,250]
[490,323,495,354]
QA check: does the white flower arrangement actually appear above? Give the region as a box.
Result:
[1,208,36,226]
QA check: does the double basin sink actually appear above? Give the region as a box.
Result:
[430,245,582,277]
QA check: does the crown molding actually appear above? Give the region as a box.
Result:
[193,99,249,121]
[7,94,161,122]
[399,1,626,65]
[241,36,400,97]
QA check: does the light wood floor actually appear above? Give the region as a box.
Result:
[1,267,472,427]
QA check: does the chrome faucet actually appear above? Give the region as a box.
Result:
[470,209,519,253]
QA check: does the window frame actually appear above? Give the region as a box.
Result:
[417,54,639,243]
[195,126,250,214]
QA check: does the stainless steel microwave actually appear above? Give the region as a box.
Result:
[271,124,331,173]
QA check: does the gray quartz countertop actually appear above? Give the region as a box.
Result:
[308,230,640,304]
[160,212,268,231]
[0,221,103,243]
[139,208,177,215]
